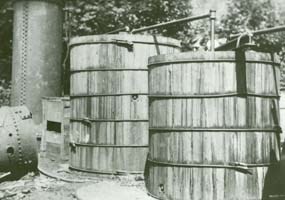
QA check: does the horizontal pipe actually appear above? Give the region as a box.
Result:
[230,25,285,39]
[69,40,180,48]
[105,26,130,34]
[216,25,285,51]
[131,13,210,34]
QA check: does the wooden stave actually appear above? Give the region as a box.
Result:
[149,131,279,165]
[70,121,148,145]
[70,71,148,96]
[70,145,149,174]
[147,51,281,199]
[70,95,148,120]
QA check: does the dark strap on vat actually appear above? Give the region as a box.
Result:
[152,35,161,55]
[70,93,148,98]
[149,127,278,132]
[271,99,282,158]
[271,53,280,98]
[147,58,280,67]
[70,118,148,124]
[69,40,180,49]
[149,93,279,99]
[235,48,247,95]
[147,157,276,175]
[71,142,148,148]
[69,166,143,175]
[70,68,148,73]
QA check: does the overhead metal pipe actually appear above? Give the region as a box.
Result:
[230,25,285,39]
[216,25,285,51]
[105,26,130,34]
[131,13,211,34]
[105,11,216,51]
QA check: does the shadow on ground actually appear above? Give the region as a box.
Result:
[263,147,285,200]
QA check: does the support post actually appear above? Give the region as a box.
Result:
[210,10,216,51]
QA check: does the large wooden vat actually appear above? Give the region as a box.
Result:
[146,51,281,200]
[69,34,181,174]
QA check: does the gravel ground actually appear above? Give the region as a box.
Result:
[0,153,153,200]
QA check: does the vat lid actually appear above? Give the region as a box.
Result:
[69,34,181,48]
[148,51,280,66]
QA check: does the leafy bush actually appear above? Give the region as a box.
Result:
[66,0,193,47]
[68,0,191,35]
[0,79,11,106]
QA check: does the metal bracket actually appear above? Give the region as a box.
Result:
[112,39,133,51]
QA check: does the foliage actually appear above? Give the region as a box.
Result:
[0,1,12,106]
[0,0,12,81]
[0,79,11,106]
[219,0,285,56]
[219,0,285,87]
[66,0,193,48]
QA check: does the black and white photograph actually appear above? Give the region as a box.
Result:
[0,0,285,199]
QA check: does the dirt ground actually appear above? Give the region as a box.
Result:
[0,153,154,200]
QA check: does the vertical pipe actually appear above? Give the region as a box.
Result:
[210,10,216,51]
[11,0,63,124]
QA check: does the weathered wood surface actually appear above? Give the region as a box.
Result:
[146,51,281,200]
[41,97,70,160]
[69,34,181,174]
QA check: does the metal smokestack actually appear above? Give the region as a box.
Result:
[11,0,63,124]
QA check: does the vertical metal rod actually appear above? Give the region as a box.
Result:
[210,10,216,52]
